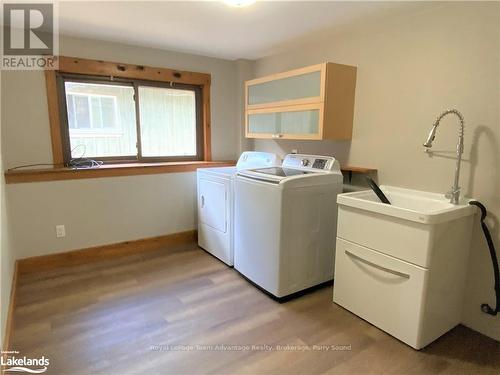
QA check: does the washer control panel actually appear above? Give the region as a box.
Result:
[282,154,339,172]
[312,158,327,169]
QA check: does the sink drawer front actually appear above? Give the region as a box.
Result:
[333,238,428,349]
[337,206,431,267]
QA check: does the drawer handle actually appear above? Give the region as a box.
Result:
[345,250,410,279]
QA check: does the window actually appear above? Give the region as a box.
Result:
[58,74,203,163]
[138,86,198,158]
[66,93,118,130]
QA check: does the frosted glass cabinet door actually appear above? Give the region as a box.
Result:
[280,110,319,135]
[248,108,320,137]
[247,113,279,135]
[244,62,357,140]
[247,70,322,106]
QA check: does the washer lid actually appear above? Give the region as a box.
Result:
[251,167,316,178]
[238,166,322,184]
[236,151,281,171]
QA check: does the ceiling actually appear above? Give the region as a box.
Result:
[58,1,427,60]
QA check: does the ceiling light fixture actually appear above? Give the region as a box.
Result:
[224,0,256,7]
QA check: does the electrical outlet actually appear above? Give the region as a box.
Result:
[56,225,66,238]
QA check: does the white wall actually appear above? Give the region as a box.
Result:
[6,174,199,259]
[1,35,241,260]
[251,3,500,340]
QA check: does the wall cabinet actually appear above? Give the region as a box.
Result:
[245,62,357,140]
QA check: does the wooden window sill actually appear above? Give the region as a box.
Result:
[4,160,236,184]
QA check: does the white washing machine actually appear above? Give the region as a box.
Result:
[234,154,343,298]
[197,152,280,266]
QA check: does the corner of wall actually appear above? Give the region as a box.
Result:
[235,59,256,155]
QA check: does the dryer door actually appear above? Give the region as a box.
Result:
[198,177,228,233]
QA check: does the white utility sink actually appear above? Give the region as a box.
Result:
[333,185,476,350]
[337,185,475,224]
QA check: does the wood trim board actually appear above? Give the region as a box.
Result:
[44,70,64,166]
[17,230,198,274]
[202,84,212,161]
[57,56,211,86]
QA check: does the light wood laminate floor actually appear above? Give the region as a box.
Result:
[12,244,500,374]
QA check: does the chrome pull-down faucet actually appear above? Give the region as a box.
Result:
[423,109,465,205]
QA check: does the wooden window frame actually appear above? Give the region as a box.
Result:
[45,56,212,166]
[57,73,204,163]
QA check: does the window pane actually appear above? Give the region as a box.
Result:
[73,95,90,129]
[100,97,116,129]
[67,95,76,129]
[138,86,197,157]
[90,97,102,128]
[64,82,137,158]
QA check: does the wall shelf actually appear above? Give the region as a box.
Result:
[340,166,377,185]
[340,166,377,174]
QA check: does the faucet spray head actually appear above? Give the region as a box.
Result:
[423,125,438,148]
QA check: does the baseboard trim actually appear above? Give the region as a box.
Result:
[2,261,18,356]
[17,230,197,274]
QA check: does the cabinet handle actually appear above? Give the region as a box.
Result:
[201,195,205,208]
[345,249,410,279]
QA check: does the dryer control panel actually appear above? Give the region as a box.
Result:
[282,154,340,173]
